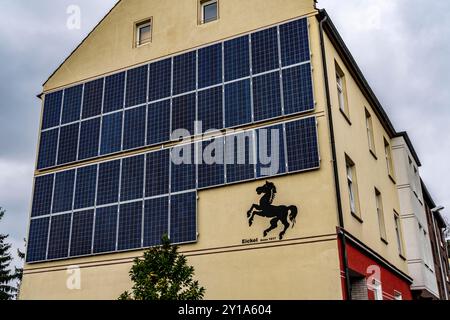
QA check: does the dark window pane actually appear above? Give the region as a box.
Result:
[70,210,94,257]
[143,197,169,247]
[147,100,170,146]
[100,112,122,155]
[173,51,196,95]
[148,58,172,102]
[172,93,196,137]
[145,149,170,197]
[26,217,49,262]
[78,118,100,160]
[118,201,143,250]
[170,192,197,244]
[104,72,125,113]
[225,132,255,183]
[42,91,62,130]
[82,78,104,119]
[47,213,71,260]
[253,71,282,121]
[74,164,97,210]
[197,137,225,188]
[123,106,146,150]
[97,160,120,206]
[57,123,79,165]
[197,86,223,132]
[251,27,279,74]
[198,44,222,88]
[121,155,144,202]
[37,128,58,169]
[203,2,218,23]
[286,117,319,172]
[61,85,82,124]
[52,170,75,213]
[256,124,286,177]
[93,205,118,254]
[224,35,250,81]
[171,144,196,192]
[282,63,314,115]
[280,18,310,67]
[126,65,148,107]
[31,174,54,217]
[224,79,252,127]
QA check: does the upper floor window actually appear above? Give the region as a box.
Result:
[201,0,218,24]
[372,279,383,300]
[394,211,405,256]
[346,156,361,219]
[135,19,152,47]
[365,108,376,155]
[384,138,395,180]
[375,188,387,242]
[335,62,350,119]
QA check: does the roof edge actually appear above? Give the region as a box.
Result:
[395,131,422,167]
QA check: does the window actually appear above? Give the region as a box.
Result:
[394,291,403,300]
[135,19,152,47]
[346,156,360,219]
[365,109,376,155]
[384,138,395,179]
[372,279,383,300]
[201,0,218,24]
[394,212,405,256]
[375,189,387,242]
[335,63,349,118]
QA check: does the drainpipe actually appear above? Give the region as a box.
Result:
[318,11,352,300]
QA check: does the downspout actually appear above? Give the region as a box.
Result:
[318,12,352,300]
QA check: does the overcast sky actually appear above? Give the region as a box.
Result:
[0,0,448,269]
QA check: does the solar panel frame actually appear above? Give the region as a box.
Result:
[31,174,54,217]
[93,205,118,254]
[252,71,282,122]
[120,155,145,202]
[96,160,121,206]
[148,58,172,102]
[169,192,197,244]
[224,79,252,128]
[171,93,196,137]
[224,35,250,82]
[100,111,123,155]
[57,123,79,165]
[123,105,146,151]
[47,213,71,260]
[61,85,83,125]
[145,149,170,197]
[197,86,224,133]
[78,117,101,160]
[173,51,197,95]
[282,63,314,115]
[26,217,50,262]
[280,17,310,67]
[118,201,143,251]
[41,91,62,130]
[52,170,75,214]
[74,164,97,210]
[104,72,125,113]
[69,210,94,257]
[251,27,279,75]
[198,43,223,89]
[143,196,169,247]
[37,128,59,169]
[256,124,286,177]
[197,137,225,189]
[170,144,196,193]
[125,65,148,108]
[225,131,256,184]
[82,78,104,119]
[147,100,171,146]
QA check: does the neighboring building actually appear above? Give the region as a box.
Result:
[21,0,447,300]
[391,133,439,299]
[422,182,450,300]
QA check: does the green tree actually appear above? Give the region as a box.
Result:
[119,234,205,300]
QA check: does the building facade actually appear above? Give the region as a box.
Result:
[20,0,445,300]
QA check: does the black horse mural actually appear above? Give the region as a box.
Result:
[246,181,298,240]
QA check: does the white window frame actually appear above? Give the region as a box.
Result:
[201,0,218,24]
[365,109,375,153]
[384,139,394,178]
[136,19,152,47]
[372,279,383,300]
[375,189,387,241]
[394,212,404,256]
[336,73,345,112]
[347,163,356,214]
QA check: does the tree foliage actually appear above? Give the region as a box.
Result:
[119,234,205,300]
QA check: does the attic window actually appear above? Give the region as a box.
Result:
[135,19,152,47]
[201,0,218,24]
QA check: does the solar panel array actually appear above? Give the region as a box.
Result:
[37,17,312,170]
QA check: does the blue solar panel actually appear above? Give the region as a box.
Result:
[171,144,196,193]
[100,112,122,155]
[224,79,252,128]
[93,205,118,254]
[52,170,75,213]
[78,117,100,160]
[118,201,143,250]
[42,91,62,130]
[104,72,125,113]
[70,210,94,257]
[143,196,169,247]
[26,217,49,262]
[97,160,120,206]
[61,85,83,125]
[197,86,223,132]
[253,71,282,122]
[198,44,222,89]
[126,65,148,108]
[280,18,310,67]
[256,124,286,177]
[225,132,255,183]
[145,149,170,197]
[123,105,146,150]
[37,128,58,169]
[251,27,279,74]
[173,51,196,95]
[82,78,104,119]
[282,63,314,115]
[74,164,97,210]
[147,100,171,146]
[285,117,319,172]
[197,138,225,188]
[47,213,71,260]
[148,58,172,102]
[224,35,250,82]
[31,174,54,217]
[121,155,144,202]
[170,192,197,244]
[172,93,196,137]
[57,123,79,165]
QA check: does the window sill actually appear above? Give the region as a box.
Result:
[199,19,219,26]
[135,41,152,49]
[381,237,389,245]
[339,108,352,125]
[369,149,378,160]
[351,212,363,224]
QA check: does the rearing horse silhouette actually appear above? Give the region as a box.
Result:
[246,181,298,240]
